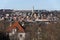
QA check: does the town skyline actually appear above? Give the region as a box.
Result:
[0,0,60,10]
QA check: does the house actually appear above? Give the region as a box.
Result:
[6,21,25,40]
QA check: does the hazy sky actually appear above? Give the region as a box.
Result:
[0,0,60,10]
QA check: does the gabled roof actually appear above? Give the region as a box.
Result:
[6,21,24,32]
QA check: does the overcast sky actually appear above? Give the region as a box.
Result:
[0,0,60,10]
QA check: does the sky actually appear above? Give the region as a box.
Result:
[0,0,60,10]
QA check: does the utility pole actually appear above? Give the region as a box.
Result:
[3,9,5,31]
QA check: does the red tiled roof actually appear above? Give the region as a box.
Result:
[6,21,24,32]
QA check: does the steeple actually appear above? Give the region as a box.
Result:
[32,6,34,14]
[31,6,34,17]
